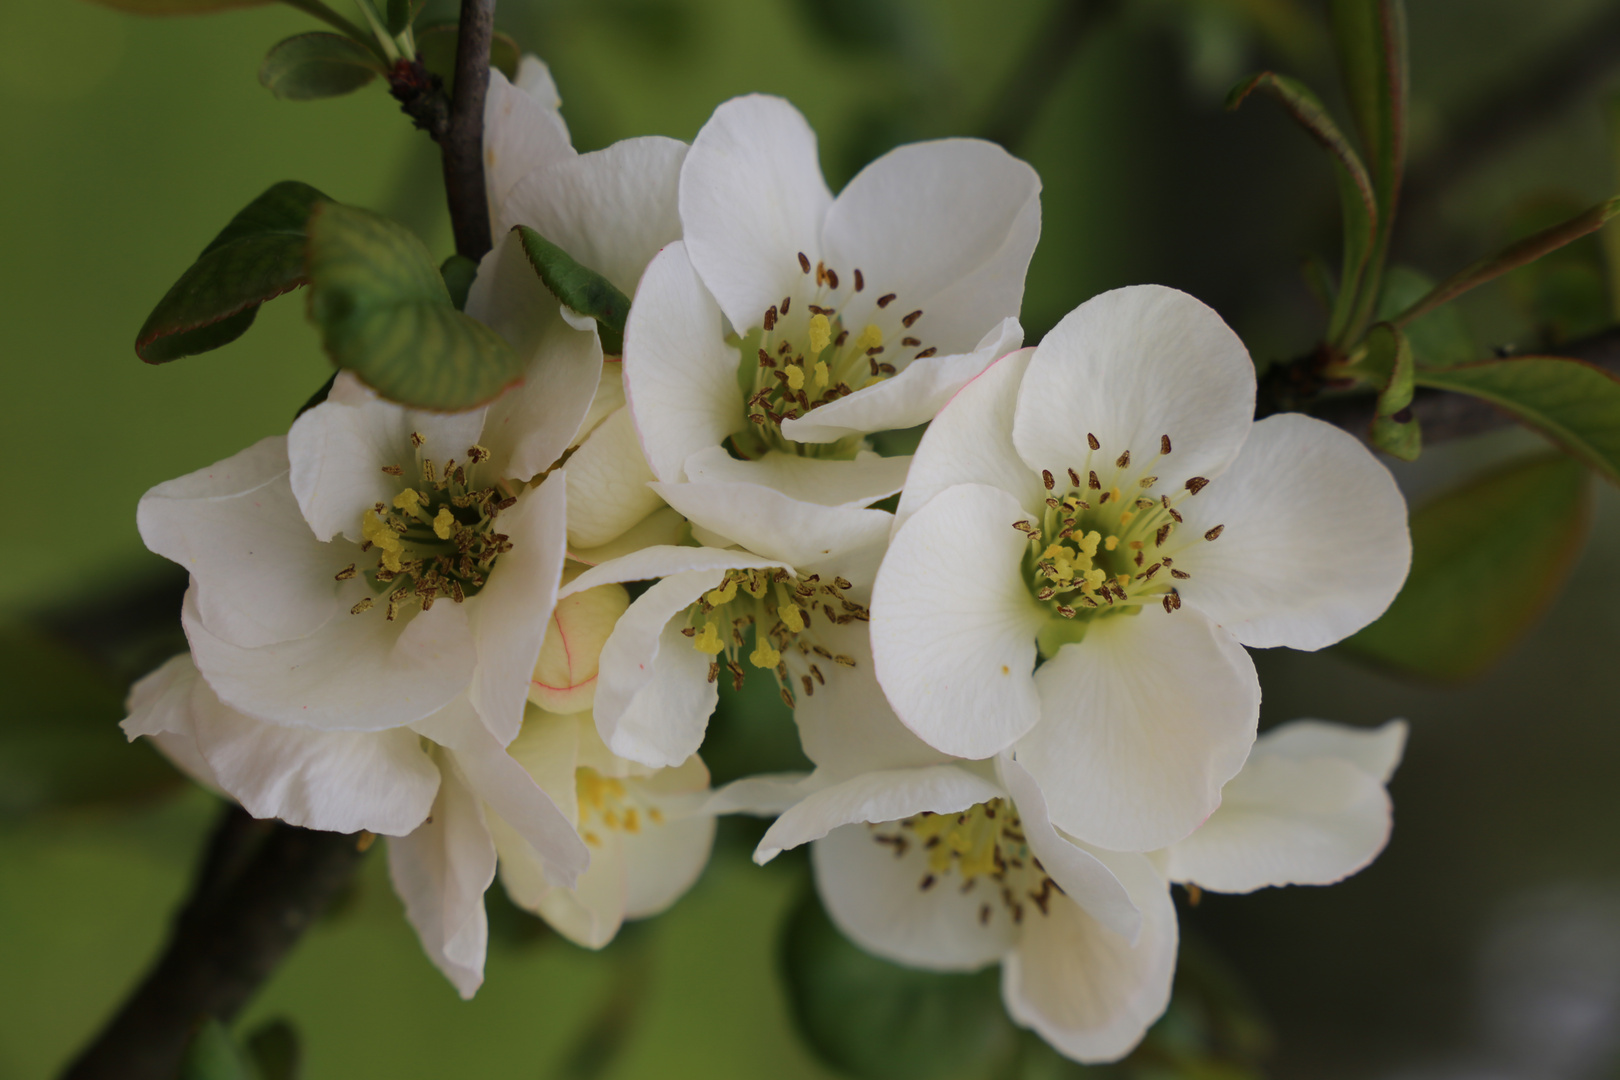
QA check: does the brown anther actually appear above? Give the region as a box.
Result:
[902,309,923,328]
[381,465,403,476]
[1185,477,1210,495]
[798,251,811,273]
[1140,563,1162,581]
[1042,469,1055,490]
[853,269,865,291]
[834,654,856,667]
[808,304,833,316]
[335,564,357,581]
[780,295,791,314]
[1160,434,1172,454]
[913,347,936,359]
[1087,433,1100,451]
[1169,507,1183,523]
[763,306,777,331]
[1012,520,1034,533]
[1156,523,1173,547]
[865,345,884,356]
[1135,498,1155,510]
[1171,568,1191,579]
[1036,587,1056,600]
[801,674,814,697]
[680,626,696,637]
[1098,490,1111,505]
[815,260,826,285]
[1088,470,1101,489]
[1045,497,1060,509]
[409,431,425,448]
[876,292,897,308]
[834,330,849,347]
[878,362,896,374]
[826,268,839,289]
[1204,524,1225,541]
[901,336,921,347]
[780,687,795,708]
[1139,475,1158,488]
[1056,605,1077,618]
[707,662,720,684]
[350,597,374,615]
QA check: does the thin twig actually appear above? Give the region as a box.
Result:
[60,812,367,1080]
[443,0,496,261]
[979,0,1118,153]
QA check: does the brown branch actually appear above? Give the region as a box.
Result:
[443,0,496,261]
[979,0,1118,153]
[61,809,367,1080]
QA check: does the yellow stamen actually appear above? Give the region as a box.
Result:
[393,488,425,515]
[780,604,806,633]
[785,364,805,391]
[807,313,832,354]
[432,506,455,539]
[705,579,739,607]
[692,623,724,655]
[855,324,884,354]
[750,640,781,669]
[813,360,829,391]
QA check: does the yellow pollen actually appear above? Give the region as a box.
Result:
[1120,510,1135,525]
[743,572,769,599]
[432,506,455,539]
[392,488,425,515]
[692,623,724,655]
[649,807,665,824]
[807,313,832,354]
[584,832,602,847]
[750,640,781,670]
[705,579,739,606]
[1082,567,1107,594]
[1104,535,1120,551]
[623,807,640,833]
[785,364,805,391]
[1078,531,1101,557]
[855,324,884,354]
[813,360,829,391]
[1108,487,1122,505]
[780,604,806,633]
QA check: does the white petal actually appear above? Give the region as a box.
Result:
[822,139,1039,357]
[387,756,496,999]
[1013,286,1255,488]
[569,506,688,566]
[122,654,222,794]
[416,697,588,887]
[513,55,561,104]
[138,438,353,649]
[529,583,631,715]
[288,396,488,543]
[1016,606,1259,852]
[1170,413,1411,650]
[782,318,1024,445]
[593,570,725,768]
[499,136,686,295]
[1002,850,1176,1064]
[621,242,743,482]
[649,479,892,573]
[561,544,786,598]
[577,362,627,445]
[683,445,909,509]
[564,407,663,549]
[466,233,604,482]
[623,756,716,918]
[892,346,1040,534]
[680,95,832,333]
[999,758,1140,942]
[1253,717,1408,783]
[189,673,439,835]
[467,474,567,744]
[1163,751,1392,893]
[702,772,813,816]
[183,583,475,731]
[870,483,1045,759]
[530,827,629,949]
[786,616,953,776]
[757,764,1002,864]
[812,817,1016,972]
[482,67,575,238]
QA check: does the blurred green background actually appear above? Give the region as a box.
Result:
[5,0,1620,1077]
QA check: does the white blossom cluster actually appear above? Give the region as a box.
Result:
[123,58,1413,1063]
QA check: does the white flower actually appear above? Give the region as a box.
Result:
[123,653,588,998]
[871,285,1410,852]
[493,706,717,950]
[1163,717,1407,893]
[621,94,1038,510]
[139,370,589,746]
[748,750,1175,1065]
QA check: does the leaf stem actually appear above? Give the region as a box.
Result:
[351,0,402,63]
[442,0,496,261]
[277,0,379,53]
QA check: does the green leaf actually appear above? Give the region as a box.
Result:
[1364,323,1419,460]
[1415,357,1620,484]
[85,0,270,11]
[439,254,479,311]
[414,23,521,83]
[1227,72,1376,345]
[1375,265,1474,368]
[245,1019,301,1080]
[181,1019,255,1080]
[514,226,631,354]
[779,884,1016,1080]
[1391,196,1620,329]
[259,32,382,101]
[1328,0,1408,339]
[385,0,412,35]
[0,625,180,818]
[306,202,521,410]
[136,181,329,363]
[1341,453,1590,680]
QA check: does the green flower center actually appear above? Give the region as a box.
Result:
[870,798,1065,926]
[341,436,516,621]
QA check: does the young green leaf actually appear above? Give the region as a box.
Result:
[414,23,522,82]
[1375,265,1474,368]
[1341,453,1590,681]
[135,181,330,363]
[259,33,383,101]
[1228,72,1377,345]
[306,203,521,410]
[385,0,413,35]
[180,1020,255,1080]
[1415,357,1620,485]
[439,254,480,311]
[1329,0,1408,339]
[778,885,1016,1080]
[1390,196,1620,329]
[514,226,632,354]
[1364,323,1420,460]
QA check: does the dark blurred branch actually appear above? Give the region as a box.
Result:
[1300,326,1620,442]
[61,808,366,1080]
[980,0,1118,153]
[1402,5,1620,223]
[443,0,496,261]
